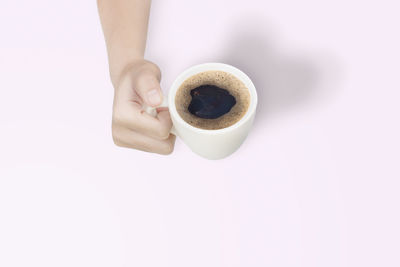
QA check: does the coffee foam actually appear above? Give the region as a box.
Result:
[175,71,250,130]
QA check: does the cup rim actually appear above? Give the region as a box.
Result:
[168,62,258,134]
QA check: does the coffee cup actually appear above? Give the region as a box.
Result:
[146,63,257,160]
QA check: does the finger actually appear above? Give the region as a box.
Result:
[156,107,169,112]
[113,100,173,140]
[156,109,174,133]
[134,70,163,107]
[113,125,176,155]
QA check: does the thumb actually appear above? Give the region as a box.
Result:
[135,71,163,107]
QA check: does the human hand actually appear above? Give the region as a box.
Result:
[111,60,175,154]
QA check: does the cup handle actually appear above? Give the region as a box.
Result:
[143,95,177,136]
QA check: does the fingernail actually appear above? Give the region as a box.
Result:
[147,89,162,106]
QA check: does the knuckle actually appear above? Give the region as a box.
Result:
[136,72,159,90]
[153,65,162,79]
[112,137,124,147]
[113,111,135,129]
[159,142,174,155]
[144,61,161,77]
[111,126,124,147]
[156,127,170,140]
[137,66,161,83]
[112,110,124,125]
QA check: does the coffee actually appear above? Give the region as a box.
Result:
[175,71,250,130]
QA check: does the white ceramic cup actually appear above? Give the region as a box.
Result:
[146,63,257,160]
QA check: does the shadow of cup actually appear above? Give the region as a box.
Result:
[218,28,340,128]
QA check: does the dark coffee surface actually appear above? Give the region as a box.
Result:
[175,71,250,130]
[188,85,236,119]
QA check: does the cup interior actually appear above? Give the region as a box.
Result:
[169,63,257,134]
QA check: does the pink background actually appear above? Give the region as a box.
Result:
[1,0,400,266]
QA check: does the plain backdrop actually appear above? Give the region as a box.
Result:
[1,0,399,266]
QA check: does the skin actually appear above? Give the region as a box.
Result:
[97,0,175,154]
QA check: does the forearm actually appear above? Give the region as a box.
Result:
[97,0,151,86]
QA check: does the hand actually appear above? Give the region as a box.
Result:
[111,60,175,154]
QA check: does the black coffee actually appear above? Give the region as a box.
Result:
[175,71,250,130]
[188,85,236,119]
